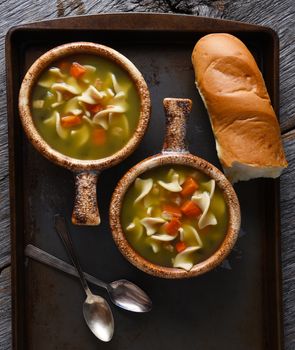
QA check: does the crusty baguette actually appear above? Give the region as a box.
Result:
[191,33,287,183]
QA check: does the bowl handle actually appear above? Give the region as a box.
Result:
[162,98,192,153]
[72,171,100,226]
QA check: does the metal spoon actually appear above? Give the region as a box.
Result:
[54,214,114,342]
[25,244,152,313]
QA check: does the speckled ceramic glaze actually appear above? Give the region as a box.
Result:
[110,98,241,279]
[18,42,151,225]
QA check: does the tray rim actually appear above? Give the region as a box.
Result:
[5,12,283,350]
[6,12,280,37]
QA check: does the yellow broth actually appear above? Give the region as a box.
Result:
[121,165,228,269]
[31,54,141,160]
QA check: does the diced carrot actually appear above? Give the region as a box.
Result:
[181,200,202,218]
[175,241,187,253]
[63,91,74,100]
[70,62,86,78]
[87,104,104,114]
[58,61,70,72]
[61,115,82,128]
[92,128,106,146]
[162,204,182,219]
[180,177,199,197]
[163,218,181,236]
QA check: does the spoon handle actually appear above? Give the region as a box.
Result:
[54,214,92,296]
[25,244,107,289]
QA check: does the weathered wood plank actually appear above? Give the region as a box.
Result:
[281,132,295,349]
[0,266,11,350]
[0,1,295,349]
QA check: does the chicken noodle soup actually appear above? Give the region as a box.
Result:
[31,55,141,160]
[121,165,228,271]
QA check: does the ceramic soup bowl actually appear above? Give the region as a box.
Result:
[19,42,150,225]
[110,98,240,278]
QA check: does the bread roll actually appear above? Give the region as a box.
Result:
[191,33,287,183]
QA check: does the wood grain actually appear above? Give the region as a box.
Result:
[0,267,11,350]
[281,133,295,350]
[1,0,295,349]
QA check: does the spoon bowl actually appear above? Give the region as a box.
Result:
[83,294,114,342]
[108,279,152,313]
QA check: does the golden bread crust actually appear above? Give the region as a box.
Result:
[192,33,287,178]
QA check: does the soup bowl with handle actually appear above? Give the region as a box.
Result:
[18,42,151,225]
[110,98,241,278]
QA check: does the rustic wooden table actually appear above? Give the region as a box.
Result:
[0,1,294,349]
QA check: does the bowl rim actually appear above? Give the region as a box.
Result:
[18,41,151,171]
[109,152,241,279]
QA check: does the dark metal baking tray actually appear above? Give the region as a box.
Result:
[6,13,283,350]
